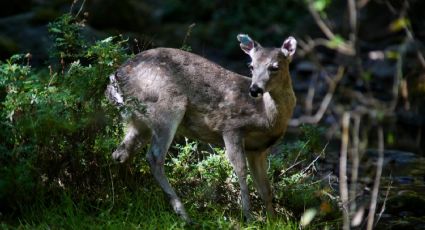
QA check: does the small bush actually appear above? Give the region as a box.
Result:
[0,13,129,213]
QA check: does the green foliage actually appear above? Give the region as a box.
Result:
[196,146,233,186]
[9,192,300,229]
[327,34,346,49]
[0,13,129,213]
[163,125,336,225]
[269,124,325,175]
[180,23,195,52]
[167,139,236,208]
[311,0,332,13]
[48,14,86,63]
[168,139,234,186]
[300,124,326,153]
[268,124,336,223]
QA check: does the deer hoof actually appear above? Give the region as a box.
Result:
[112,147,129,163]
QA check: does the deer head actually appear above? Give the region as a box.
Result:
[237,34,297,98]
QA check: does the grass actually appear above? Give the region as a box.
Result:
[0,127,335,229]
[0,137,337,230]
[2,186,299,230]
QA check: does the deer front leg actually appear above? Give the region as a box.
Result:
[112,121,142,163]
[247,151,274,217]
[223,132,251,220]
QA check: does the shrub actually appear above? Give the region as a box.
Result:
[0,13,129,213]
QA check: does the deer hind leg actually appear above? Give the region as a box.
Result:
[145,110,191,222]
[112,117,150,163]
[223,132,251,220]
[246,151,274,217]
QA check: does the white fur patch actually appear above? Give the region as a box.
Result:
[107,74,124,105]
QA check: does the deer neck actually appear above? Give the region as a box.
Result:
[262,71,294,129]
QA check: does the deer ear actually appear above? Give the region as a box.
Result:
[281,36,297,58]
[237,34,258,55]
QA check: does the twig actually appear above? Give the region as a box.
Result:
[398,0,425,69]
[358,0,371,8]
[375,178,392,226]
[347,0,357,48]
[107,164,115,212]
[75,0,86,18]
[322,189,338,200]
[341,88,382,108]
[305,73,318,115]
[290,67,345,126]
[181,23,196,49]
[390,40,407,111]
[305,0,355,55]
[280,141,310,176]
[349,114,361,214]
[366,126,384,230]
[301,148,325,175]
[306,0,336,40]
[69,0,78,14]
[348,0,365,82]
[292,140,310,165]
[298,37,354,56]
[384,0,397,14]
[47,65,55,87]
[281,160,304,176]
[340,112,351,230]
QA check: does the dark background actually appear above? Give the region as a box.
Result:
[1,0,425,228]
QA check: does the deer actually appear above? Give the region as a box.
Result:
[106,34,297,222]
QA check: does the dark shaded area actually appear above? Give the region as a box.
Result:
[1,0,425,228]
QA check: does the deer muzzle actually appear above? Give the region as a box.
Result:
[249,84,264,98]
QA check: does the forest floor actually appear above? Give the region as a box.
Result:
[3,185,302,230]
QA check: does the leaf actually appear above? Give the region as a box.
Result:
[300,208,317,227]
[362,71,372,82]
[101,37,114,43]
[313,0,330,12]
[389,17,410,32]
[327,35,345,49]
[49,27,62,33]
[385,50,400,60]
[387,132,395,145]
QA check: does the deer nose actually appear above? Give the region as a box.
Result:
[249,84,264,98]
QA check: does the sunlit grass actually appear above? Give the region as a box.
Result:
[8,189,299,230]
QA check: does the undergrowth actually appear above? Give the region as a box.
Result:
[0,11,338,229]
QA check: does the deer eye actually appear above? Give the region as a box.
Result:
[268,62,279,72]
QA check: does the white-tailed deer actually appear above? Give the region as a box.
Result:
[106,34,297,222]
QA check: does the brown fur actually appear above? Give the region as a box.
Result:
[109,36,296,221]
